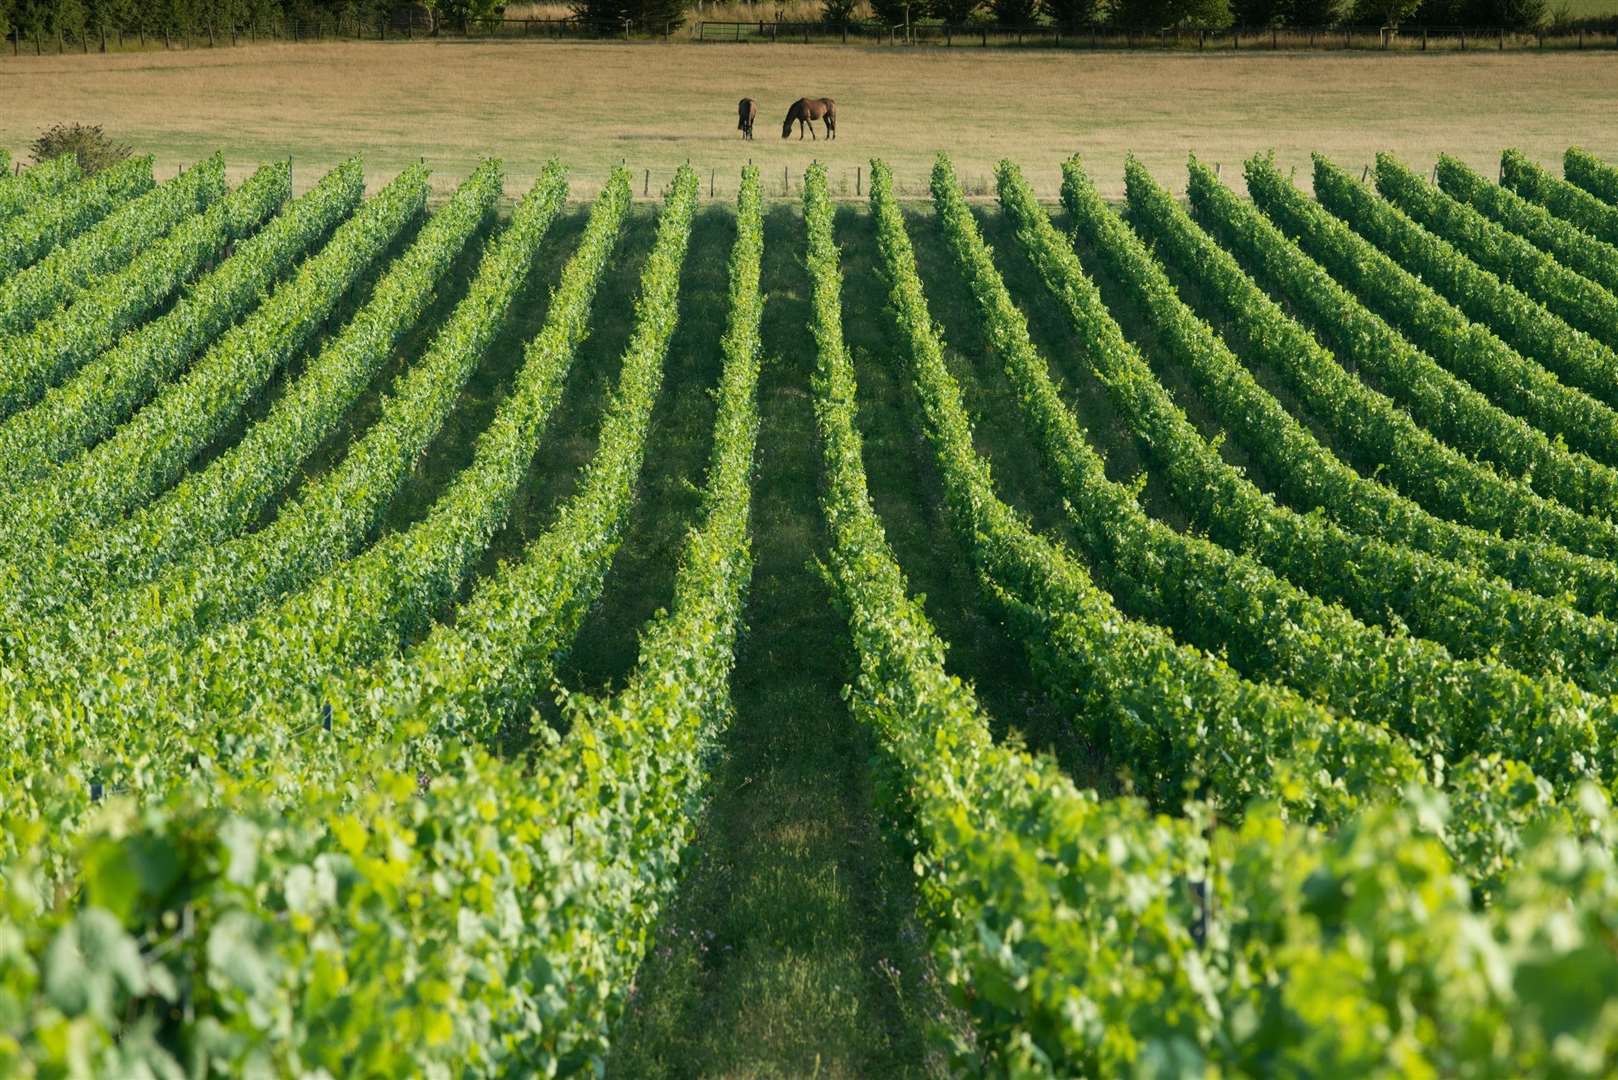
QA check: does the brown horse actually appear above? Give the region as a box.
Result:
[782,97,836,141]
[738,97,758,140]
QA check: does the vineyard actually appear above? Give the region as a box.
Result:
[4,141,1618,1076]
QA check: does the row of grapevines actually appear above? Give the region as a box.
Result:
[1016,155,1618,694]
[17,166,660,799]
[993,156,1609,796]
[0,156,368,495]
[0,155,154,280]
[18,163,576,678]
[1320,151,1618,454]
[1248,153,1618,520]
[0,161,500,633]
[1566,145,1618,207]
[0,161,419,573]
[1436,153,1618,304]
[0,165,581,901]
[1127,155,1618,617]
[0,167,765,1079]
[0,160,291,422]
[1375,153,1618,361]
[877,157,1527,852]
[173,164,695,726]
[811,158,1618,1077]
[1184,155,1618,561]
[0,165,698,1016]
[0,153,78,223]
[320,163,765,768]
[0,155,227,338]
[890,155,1576,884]
[1503,147,1618,245]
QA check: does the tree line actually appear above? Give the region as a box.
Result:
[0,0,1586,49]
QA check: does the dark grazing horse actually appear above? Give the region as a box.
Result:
[782,97,836,141]
[738,97,757,140]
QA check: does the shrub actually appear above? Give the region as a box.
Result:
[30,124,132,176]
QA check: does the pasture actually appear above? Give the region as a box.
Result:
[2,41,1616,198]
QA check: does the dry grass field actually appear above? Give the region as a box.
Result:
[1,41,1615,200]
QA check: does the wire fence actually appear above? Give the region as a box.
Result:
[6,13,1617,55]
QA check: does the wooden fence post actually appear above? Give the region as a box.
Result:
[856,165,862,195]
[644,168,650,196]
[784,164,789,195]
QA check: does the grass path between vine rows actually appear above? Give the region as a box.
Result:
[606,203,952,1078]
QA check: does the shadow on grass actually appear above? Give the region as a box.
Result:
[607,202,953,1080]
[835,201,1106,788]
[559,204,733,692]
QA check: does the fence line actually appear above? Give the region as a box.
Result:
[6,14,1617,55]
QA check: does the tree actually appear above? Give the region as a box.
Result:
[1044,0,1103,29]
[1349,0,1418,25]
[419,0,502,31]
[930,0,983,22]
[1443,0,1546,26]
[1232,0,1279,22]
[1285,0,1337,27]
[867,0,911,24]
[821,0,860,21]
[571,0,690,32]
[1111,0,1228,26]
[988,0,1037,21]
